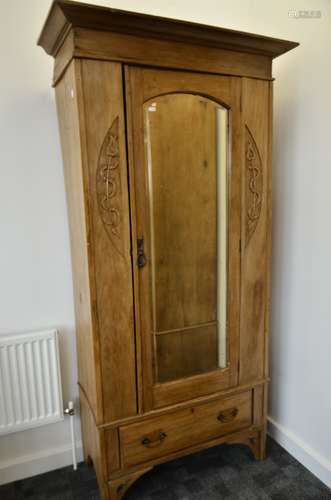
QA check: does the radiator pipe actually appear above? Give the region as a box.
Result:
[64,401,77,471]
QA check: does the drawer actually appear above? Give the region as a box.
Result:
[120,391,252,467]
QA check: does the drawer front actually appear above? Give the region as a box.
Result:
[120,391,252,467]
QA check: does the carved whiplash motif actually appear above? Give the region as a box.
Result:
[245,125,263,246]
[97,116,124,255]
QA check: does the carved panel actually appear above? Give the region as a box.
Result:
[97,117,123,255]
[245,125,263,246]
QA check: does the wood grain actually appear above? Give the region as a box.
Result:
[253,384,264,427]
[100,379,267,430]
[146,94,217,333]
[55,61,103,422]
[80,389,109,499]
[108,426,263,483]
[73,28,272,81]
[125,67,241,410]
[108,467,152,500]
[53,28,74,85]
[105,428,120,474]
[124,66,154,412]
[38,0,298,59]
[156,324,218,382]
[78,59,137,421]
[51,27,274,86]
[264,81,274,382]
[42,3,298,494]
[120,391,252,467]
[239,78,270,384]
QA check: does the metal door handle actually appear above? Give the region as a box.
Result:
[137,237,147,268]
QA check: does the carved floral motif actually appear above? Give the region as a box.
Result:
[97,117,123,254]
[245,126,263,246]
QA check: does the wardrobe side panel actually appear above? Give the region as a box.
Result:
[79,59,137,421]
[239,78,270,384]
[80,390,109,499]
[55,61,102,421]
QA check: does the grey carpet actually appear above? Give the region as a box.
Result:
[1,438,330,499]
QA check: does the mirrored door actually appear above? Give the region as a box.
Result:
[126,67,241,410]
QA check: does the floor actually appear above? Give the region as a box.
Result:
[0,438,330,499]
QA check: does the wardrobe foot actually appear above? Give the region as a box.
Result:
[108,467,153,500]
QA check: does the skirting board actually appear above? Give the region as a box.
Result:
[0,441,83,485]
[268,416,331,489]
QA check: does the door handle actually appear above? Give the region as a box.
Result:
[137,237,147,268]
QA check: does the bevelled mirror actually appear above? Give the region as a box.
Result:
[143,93,229,383]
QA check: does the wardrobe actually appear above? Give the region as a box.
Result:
[38,2,298,498]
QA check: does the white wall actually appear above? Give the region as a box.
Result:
[0,0,330,488]
[0,0,84,484]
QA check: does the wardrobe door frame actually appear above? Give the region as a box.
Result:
[125,66,242,411]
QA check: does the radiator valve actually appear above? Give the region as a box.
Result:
[64,401,75,416]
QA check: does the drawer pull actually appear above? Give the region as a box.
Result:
[141,431,167,448]
[217,407,238,423]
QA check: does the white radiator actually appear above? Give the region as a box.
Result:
[0,329,63,435]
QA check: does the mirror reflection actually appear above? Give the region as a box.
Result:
[144,93,228,383]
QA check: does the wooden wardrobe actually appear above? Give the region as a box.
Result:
[38,2,298,498]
